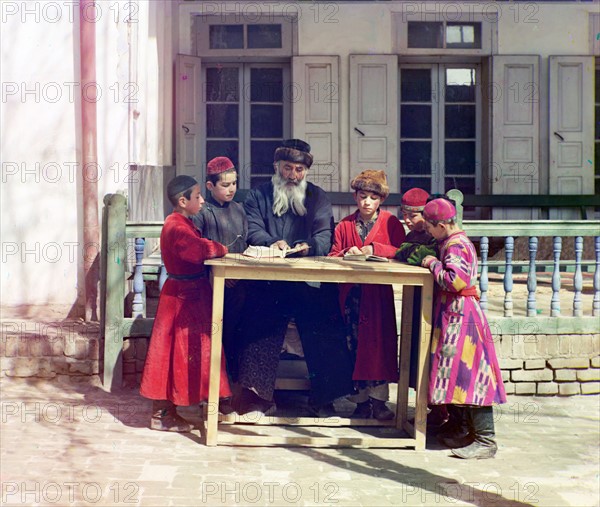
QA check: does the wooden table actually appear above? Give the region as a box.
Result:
[205,254,434,449]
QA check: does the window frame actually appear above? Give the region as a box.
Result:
[195,14,295,57]
[200,62,291,189]
[392,11,497,56]
[398,62,482,202]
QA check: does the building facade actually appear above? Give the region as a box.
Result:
[1,0,599,313]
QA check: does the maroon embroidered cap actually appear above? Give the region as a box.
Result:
[401,188,430,212]
[207,157,235,175]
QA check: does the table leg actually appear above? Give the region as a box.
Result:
[207,275,225,446]
[414,278,433,450]
[397,285,414,429]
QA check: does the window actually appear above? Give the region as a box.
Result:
[407,22,482,49]
[196,15,293,57]
[393,12,496,55]
[202,64,290,188]
[399,64,481,197]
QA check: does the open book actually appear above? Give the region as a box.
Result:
[242,244,309,259]
[343,253,389,263]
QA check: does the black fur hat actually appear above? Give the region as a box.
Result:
[274,139,313,168]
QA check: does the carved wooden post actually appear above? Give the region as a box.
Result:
[504,237,514,317]
[103,193,127,390]
[527,237,538,317]
[551,236,562,317]
[594,236,600,317]
[573,236,583,317]
[480,236,489,312]
[132,238,145,318]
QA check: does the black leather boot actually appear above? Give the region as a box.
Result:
[438,405,473,448]
[452,406,497,459]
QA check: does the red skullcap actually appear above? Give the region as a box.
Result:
[423,198,456,222]
[207,157,235,175]
[401,188,430,211]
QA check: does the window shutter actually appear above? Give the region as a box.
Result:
[349,55,399,191]
[175,54,202,178]
[491,55,540,220]
[291,56,340,192]
[548,56,595,219]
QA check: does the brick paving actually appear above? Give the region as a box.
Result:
[1,378,599,507]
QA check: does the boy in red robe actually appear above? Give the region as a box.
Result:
[329,170,406,420]
[140,175,232,432]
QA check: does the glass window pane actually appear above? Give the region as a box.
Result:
[445,142,475,175]
[446,23,481,49]
[209,25,243,49]
[595,142,600,176]
[251,68,283,102]
[207,141,239,170]
[445,177,475,195]
[445,105,476,138]
[207,104,238,137]
[206,68,239,102]
[251,105,283,138]
[401,69,431,102]
[408,22,443,48]
[251,140,281,174]
[445,68,476,102]
[400,177,431,194]
[596,106,600,140]
[401,105,431,138]
[401,141,431,175]
[595,69,600,102]
[248,24,282,49]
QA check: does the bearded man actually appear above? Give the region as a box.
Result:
[234,139,354,416]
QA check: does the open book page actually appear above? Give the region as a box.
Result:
[242,244,309,259]
[343,253,389,263]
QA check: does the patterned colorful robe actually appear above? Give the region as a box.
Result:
[424,231,507,406]
[329,210,406,381]
[139,212,231,406]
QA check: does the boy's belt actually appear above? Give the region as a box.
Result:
[440,287,479,301]
[167,271,207,280]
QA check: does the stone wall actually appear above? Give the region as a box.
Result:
[0,320,100,382]
[497,333,600,396]
[2,321,598,398]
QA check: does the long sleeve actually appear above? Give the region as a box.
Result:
[244,187,279,246]
[370,214,406,258]
[305,187,334,256]
[171,223,228,264]
[427,243,471,292]
[329,219,354,257]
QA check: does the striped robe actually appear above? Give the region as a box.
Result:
[425,231,507,406]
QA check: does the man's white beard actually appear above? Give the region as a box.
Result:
[272,172,308,217]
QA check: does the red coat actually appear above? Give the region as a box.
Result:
[329,210,406,381]
[140,212,231,405]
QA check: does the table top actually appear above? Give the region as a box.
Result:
[206,254,433,285]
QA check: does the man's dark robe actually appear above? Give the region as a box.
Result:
[237,180,354,406]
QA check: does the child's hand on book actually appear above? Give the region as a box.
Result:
[346,246,363,255]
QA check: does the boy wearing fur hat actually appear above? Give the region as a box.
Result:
[192,157,248,385]
[421,198,506,459]
[140,175,232,432]
[329,170,406,420]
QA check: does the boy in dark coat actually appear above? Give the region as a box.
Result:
[192,157,248,383]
